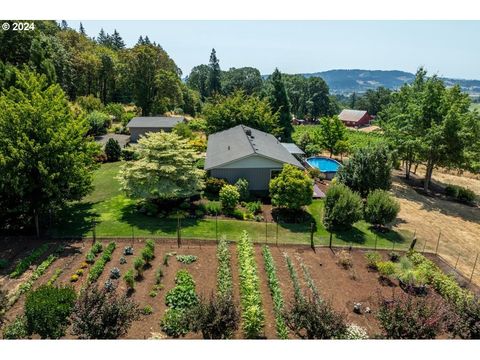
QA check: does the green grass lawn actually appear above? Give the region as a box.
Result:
[50,162,411,250]
[470,103,480,112]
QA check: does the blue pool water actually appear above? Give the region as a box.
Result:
[307,157,342,172]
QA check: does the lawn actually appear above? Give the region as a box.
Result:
[49,162,411,249]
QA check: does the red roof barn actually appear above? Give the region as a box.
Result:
[338,109,372,127]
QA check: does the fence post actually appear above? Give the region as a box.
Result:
[265,217,268,244]
[329,232,333,249]
[470,253,478,283]
[435,230,441,255]
[177,213,181,248]
[92,222,96,242]
[215,212,218,243]
[374,234,378,251]
[454,253,460,270]
[276,216,279,247]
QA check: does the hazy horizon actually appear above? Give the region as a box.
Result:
[67,20,480,80]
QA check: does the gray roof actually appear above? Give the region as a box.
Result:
[126,116,185,128]
[205,125,304,170]
[281,142,305,155]
[94,133,130,148]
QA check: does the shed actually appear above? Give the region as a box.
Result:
[338,109,372,127]
[127,116,185,142]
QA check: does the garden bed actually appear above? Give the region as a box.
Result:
[1,238,474,339]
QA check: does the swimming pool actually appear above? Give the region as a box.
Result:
[307,157,342,173]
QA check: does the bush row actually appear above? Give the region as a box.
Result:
[445,184,477,204]
[237,231,265,338]
[262,246,288,339]
[87,242,116,283]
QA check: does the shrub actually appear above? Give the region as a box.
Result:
[80,262,89,269]
[269,164,313,210]
[445,185,460,198]
[307,167,323,181]
[235,178,250,201]
[85,252,95,264]
[364,190,400,227]
[155,268,164,285]
[202,201,222,215]
[445,184,477,204]
[176,255,198,264]
[105,138,122,162]
[173,122,193,139]
[389,252,400,262]
[86,110,110,136]
[24,285,76,339]
[219,184,240,213]
[245,201,262,215]
[336,250,353,269]
[343,324,369,339]
[121,147,137,161]
[2,315,28,339]
[120,256,127,264]
[124,269,135,290]
[134,257,146,277]
[448,296,480,339]
[104,103,124,121]
[75,269,84,276]
[141,247,154,264]
[377,292,447,339]
[76,94,103,113]
[377,261,396,279]
[104,279,116,292]
[161,308,190,338]
[205,177,227,195]
[70,274,79,282]
[231,208,245,220]
[189,293,240,339]
[71,284,140,339]
[283,296,347,339]
[323,183,363,231]
[123,246,134,256]
[110,267,121,279]
[145,239,155,252]
[365,251,381,270]
[141,305,153,315]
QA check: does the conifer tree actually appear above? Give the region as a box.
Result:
[268,68,293,141]
[208,48,221,96]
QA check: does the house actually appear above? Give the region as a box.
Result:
[338,109,372,127]
[126,116,185,142]
[204,125,305,191]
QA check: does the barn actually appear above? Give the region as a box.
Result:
[204,125,304,191]
[338,109,372,127]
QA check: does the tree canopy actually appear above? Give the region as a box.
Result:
[0,69,99,235]
[118,131,205,201]
[269,164,312,210]
[266,68,293,141]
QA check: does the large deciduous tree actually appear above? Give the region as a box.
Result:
[0,69,98,235]
[380,68,480,191]
[118,131,205,202]
[317,116,346,157]
[202,91,279,135]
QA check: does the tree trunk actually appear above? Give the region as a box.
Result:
[34,210,40,238]
[424,161,434,192]
[405,159,411,180]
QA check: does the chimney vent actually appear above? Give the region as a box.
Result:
[245,129,252,136]
[228,145,230,150]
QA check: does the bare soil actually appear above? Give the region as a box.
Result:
[1,238,469,339]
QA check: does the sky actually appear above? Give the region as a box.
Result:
[68,21,480,79]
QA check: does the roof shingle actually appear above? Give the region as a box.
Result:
[126,116,185,128]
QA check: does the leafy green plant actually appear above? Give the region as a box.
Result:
[262,246,288,339]
[219,184,240,213]
[216,237,233,296]
[10,243,49,278]
[124,269,135,290]
[87,242,116,283]
[336,250,353,269]
[365,251,381,270]
[142,305,153,315]
[202,201,222,215]
[155,267,163,285]
[46,268,63,286]
[176,254,198,264]
[299,259,320,300]
[25,285,77,339]
[2,315,29,339]
[245,201,262,215]
[204,177,227,196]
[133,257,146,278]
[235,178,250,201]
[237,231,264,338]
[284,253,303,303]
[377,261,396,279]
[85,241,103,264]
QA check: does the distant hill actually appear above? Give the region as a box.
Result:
[281,69,480,95]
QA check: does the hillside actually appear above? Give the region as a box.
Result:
[295,69,480,94]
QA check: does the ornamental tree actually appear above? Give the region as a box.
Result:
[317,116,346,158]
[118,131,205,201]
[105,138,121,162]
[337,145,392,198]
[269,164,312,210]
[219,184,240,214]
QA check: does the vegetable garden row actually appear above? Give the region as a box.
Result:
[0,233,479,339]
